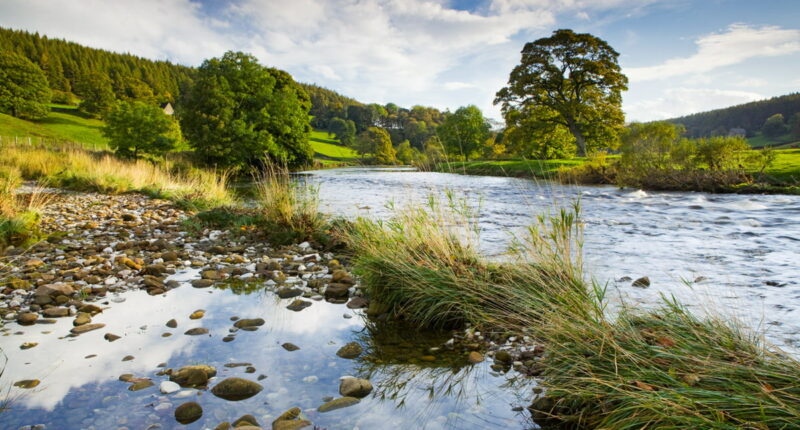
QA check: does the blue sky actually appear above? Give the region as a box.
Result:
[1,0,798,121]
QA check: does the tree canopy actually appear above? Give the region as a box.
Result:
[0,51,51,120]
[77,72,116,118]
[762,113,788,138]
[179,51,313,169]
[103,101,181,159]
[496,29,628,156]
[437,105,490,160]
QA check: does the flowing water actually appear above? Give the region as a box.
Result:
[303,167,800,350]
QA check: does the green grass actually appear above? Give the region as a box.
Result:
[0,105,108,150]
[309,129,360,163]
[763,148,800,184]
[748,131,799,149]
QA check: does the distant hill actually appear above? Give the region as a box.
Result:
[667,93,800,139]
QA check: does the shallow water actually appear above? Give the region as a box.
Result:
[1,273,533,430]
[302,167,800,350]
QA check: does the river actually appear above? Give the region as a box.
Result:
[304,167,800,351]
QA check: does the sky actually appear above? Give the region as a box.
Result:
[1,0,798,122]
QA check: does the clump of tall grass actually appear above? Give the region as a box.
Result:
[253,163,327,245]
[0,144,232,210]
[343,193,589,329]
[0,165,48,247]
[533,296,800,428]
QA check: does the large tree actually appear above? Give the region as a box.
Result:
[103,101,181,159]
[436,105,490,160]
[180,51,313,169]
[77,72,116,118]
[0,52,50,120]
[495,29,628,156]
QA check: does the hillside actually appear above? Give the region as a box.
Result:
[667,93,800,146]
[0,105,359,164]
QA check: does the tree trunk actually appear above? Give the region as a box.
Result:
[567,120,587,157]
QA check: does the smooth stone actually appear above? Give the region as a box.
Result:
[184,327,209,335]
[73,312,91,326]
[210,377,263,401]
[170,365,217,388]
[346,297,368,309]
[282,343,300,351]
[189,310,205,320]
[166,319,177,328]
[317,397,360,413]
[233,318,265,329]
[339,377,373,398]
[70,323,105,335]
[174,401,203,424]
[272,407,312,430]
[232,414,259,427]
[191,279,214,288]
[20,342,38,350]
[632,276,651,288]
[468,351,485,364]
[43,307,69,318]
[17,312,39,325]
[13,379,40,389]
[128,380,154,391]
[159,381,180,394]
[276,287,303,299]
[286,299,311,312]
[104,333,121,342]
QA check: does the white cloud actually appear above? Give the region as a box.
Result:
[444,81,478,90]
[625,87,763,121]
[734,77,768,88]
[627,24,800,81]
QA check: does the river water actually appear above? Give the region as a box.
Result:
[303,167,800,350]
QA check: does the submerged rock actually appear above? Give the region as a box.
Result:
[233,318,265,329]
[210,377,263,401]
[317,397,360,413]
[166,319,178,328]
[336,342,363,359]
[282,342,300,351]
[70,323,105,335]
[272,407,312,430]
[175,401,203,424]
[170,365,217,388]
[233,414,259,427]
[128,380,154,391]
[17,312,38,325]
[13,379,40,389]
[632,276,650,288]
[160,380,180,394]
[286,299,311,312]
[184,327,209,335]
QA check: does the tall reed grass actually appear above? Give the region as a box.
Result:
[343,189,800,428]
[0,144,232,210]
[0,165,49,246]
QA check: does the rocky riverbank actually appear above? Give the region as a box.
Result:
[1,189,544,429]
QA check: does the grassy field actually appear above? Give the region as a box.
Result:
[763,148,800,184]
[748,131,799,149]
[309,129,360,163]
[0,105,109,149]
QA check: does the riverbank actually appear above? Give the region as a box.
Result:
[434,149,800,195]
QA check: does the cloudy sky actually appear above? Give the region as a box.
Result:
[1,0,798,121]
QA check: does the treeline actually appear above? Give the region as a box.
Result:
[668,93,800,138]
[0,27,195,105]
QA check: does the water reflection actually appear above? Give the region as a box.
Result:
[1,280,532,429]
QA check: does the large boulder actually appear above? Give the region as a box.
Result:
[210,377,263,401]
